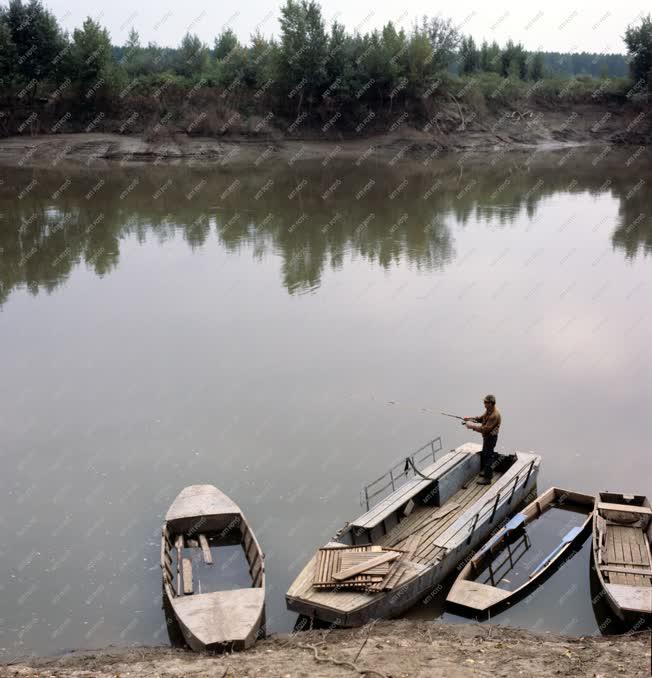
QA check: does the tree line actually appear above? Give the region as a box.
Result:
[0,0,650,132]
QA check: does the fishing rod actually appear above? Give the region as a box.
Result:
[441,412,467,423]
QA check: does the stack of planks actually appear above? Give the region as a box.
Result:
[313,539,421,593]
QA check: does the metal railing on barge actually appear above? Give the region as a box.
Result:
[360,436,443,511]
[359,436,538,551]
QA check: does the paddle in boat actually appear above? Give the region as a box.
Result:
[446,487,593,613]
[161,485,266,651]
[591,492,652,625]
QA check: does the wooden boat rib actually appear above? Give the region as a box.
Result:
[161,485,265,651]
[592,492,652,624]
[286,442,541,626]
[446,487,594,613]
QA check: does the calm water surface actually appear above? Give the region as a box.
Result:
[1,149,650,657]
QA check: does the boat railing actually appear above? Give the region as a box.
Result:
[360,436,443,511]
[441,457,538,550]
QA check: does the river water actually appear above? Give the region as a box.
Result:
[1,148,650,658]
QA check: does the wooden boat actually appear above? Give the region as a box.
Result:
[161,485,265,651]
[446,487,593,613]
[286,440,541,626]
[592,492,652,625]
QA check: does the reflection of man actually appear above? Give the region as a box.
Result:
[463,395,501,485]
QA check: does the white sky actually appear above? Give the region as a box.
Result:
[41,0,648,53]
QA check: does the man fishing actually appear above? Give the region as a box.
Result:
[463,395,501,485]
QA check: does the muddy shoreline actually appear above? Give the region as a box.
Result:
[2,621,650,677]
[0,102,648,169]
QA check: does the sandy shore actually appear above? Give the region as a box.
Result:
[2,621,650,677]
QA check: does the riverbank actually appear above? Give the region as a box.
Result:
[2,621,650,677]
[0,101,648,169]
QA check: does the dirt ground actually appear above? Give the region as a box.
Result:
[2,621,650,678]
[0,101,648,169]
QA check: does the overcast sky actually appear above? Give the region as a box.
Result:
[41,0,647,54]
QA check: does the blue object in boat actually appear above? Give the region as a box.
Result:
[529,525,583,578]
[476,513,526,557]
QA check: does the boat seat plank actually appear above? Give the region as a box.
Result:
[604,583,652,614]
[198,534,213,565]
[182,558,194,595]
[600,565,652,577]
[598,502,652,516]
[447,580,512,610]
[172,588,265,646]
[350,448,476,530]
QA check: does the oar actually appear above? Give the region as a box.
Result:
[476,513,526,558]
[529,526,583,578]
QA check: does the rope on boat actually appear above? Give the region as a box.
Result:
[403,456,433,481]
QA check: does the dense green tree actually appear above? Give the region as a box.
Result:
[422,15,461,71]
[214,28,240,60]
[176,33,209,78]
[69,18,113,98]
[479,40,502,73]
[529,52,545,80]
[323,20,347,91]
[5,0,67,86]
[243,31,276,89]
[0,11,17,88]
[277,0,329,109]
[460,36,479,74]
[501,40,527,79]
[404,26,433,97]
[624,14,652,91]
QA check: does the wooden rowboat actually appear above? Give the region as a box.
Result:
[592,492,652,625]
[447,487,593,613]
[286,440,540,626]
[161,485,265,651]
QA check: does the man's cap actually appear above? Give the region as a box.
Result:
[484,394,496,404]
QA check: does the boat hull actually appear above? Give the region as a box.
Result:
[591,492,652,628]
[161,484,266,651]
[446,487,594,614]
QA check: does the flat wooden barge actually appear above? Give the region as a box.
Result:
[286,441,541,626]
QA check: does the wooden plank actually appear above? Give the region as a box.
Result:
[598,502,652,515]
[610,527,628,585]
[619,527,636,585]
[339,553,392,570]
[175,534,184,594]
[182,557,193,595]
[605,583,652,614]
[198,534,213,564]
[251,558,263,581]
[403,533,422,560]
[447,580,512,610]
[604,557,646,566]
[333,551,400,581]
[600,565,652,577]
